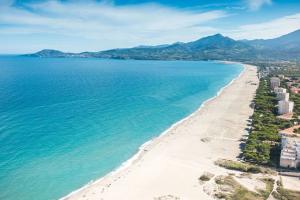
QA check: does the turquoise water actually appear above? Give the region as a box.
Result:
[0,57,242,200]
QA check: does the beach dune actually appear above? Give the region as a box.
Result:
[63,64,258,200]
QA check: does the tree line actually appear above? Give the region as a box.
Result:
[243,78,293,165]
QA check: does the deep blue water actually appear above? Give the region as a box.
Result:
[0,57,242,200]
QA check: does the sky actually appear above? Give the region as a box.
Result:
[1,0,300,53]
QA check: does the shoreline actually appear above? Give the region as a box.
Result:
[62,63,257,200]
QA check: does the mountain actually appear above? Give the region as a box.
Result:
[183,34,256,60]
[244,29,300,50]
[30,49,77,57]
[84,34,257,61]
[26,29,300,61]
[242,29,300,60]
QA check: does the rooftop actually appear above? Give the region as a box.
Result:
[280,125,300,138]
[291,87,300,94]
[271,77,280,81]
[277,113,294,120]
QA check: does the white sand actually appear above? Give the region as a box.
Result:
[63,64,258,200]
[281,176,300,191]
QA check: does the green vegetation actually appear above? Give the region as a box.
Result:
[214,159,274,174]
[214,175,273,200]
[215,159,275,174]
[214,175,261,200]
[290,92,300,117]
[272,187,300,200]
[258,178,275,199]
[272,179,300,200]
[243,79,283,165]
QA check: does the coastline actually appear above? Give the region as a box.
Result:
[62,63,258,200]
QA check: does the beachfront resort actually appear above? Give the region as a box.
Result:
[279,126,300,168]
[269,75,300,169]
[270,76,299,168]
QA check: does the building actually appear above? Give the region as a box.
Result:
[277,92,289,101]
[274,87,289,101]
[278,100,294,115]
[270,77,280,90]
[280,144,299,168]
[279,126,300,168]
[274,87,287,94]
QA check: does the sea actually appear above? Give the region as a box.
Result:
[0,56,243,200]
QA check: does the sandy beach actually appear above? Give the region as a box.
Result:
[63,64,259,200]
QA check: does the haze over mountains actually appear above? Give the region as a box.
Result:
[28,29,300,61]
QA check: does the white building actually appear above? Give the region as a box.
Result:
[277,92,289,101]
[270,77,280,90]
[274,87,287,94]
[280,126,300,168]
[280,146,299,168]
[278,100,294,115]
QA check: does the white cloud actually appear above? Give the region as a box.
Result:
[228,13,300,39]
[0,0,226,53]
[2,0,298,53]
[245,0,272,11]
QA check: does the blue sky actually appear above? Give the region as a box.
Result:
[1,0,300,53]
